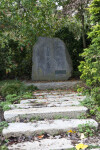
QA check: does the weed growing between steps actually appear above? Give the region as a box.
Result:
[80,96,100,123]
[78,122,97,137]
[0,80,37,111]
[9,115,70,123]
[0,121,8,150]
[0,121,8,133]
[87,145,100,149]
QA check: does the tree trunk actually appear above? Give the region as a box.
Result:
[81,14,86,48]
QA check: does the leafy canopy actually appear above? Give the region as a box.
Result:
[0,0,64,46]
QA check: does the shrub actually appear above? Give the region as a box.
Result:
[0,39,32,80]
[0,80,37,110]
[0,81,25,96]
[26,85,38,92]
[0,121,8,133]
[0,80,37,97]
[79,0,100,104]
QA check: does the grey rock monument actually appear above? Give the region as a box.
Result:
[32,37,73,81]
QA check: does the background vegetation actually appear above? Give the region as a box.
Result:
[0,0,93,79]
[79,0,100,104]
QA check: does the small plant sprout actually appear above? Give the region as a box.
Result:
[78,122,97,137]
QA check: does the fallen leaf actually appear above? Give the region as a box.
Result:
[80,133,85,140]
[75,143,88,150]
[37,135,44,139]
[67,130,73,133]
[16,117,20,122]
[67,130,76,133]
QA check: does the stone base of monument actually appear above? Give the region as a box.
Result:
[24,80,82,90]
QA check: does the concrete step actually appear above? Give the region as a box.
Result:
[9,94,86,109]
[4,106,88,122]
[35,93,86,100]
[33,91,83,97]
[9,104,34,109]
[20,98,81,107]
[8,138,74,150]
[21,93,86,102]
[2,119,98,138]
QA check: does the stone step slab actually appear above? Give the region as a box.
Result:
[33,91,83,96]
[34,93,86,100]
[9,104,33,110]
[2,119,98,138]
[20,93,86,107]
[4,106,88,122]
[8,138,74,150]
[20,98,81,107]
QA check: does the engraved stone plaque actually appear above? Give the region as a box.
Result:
[32,37,73,81]
[55,70,66,75]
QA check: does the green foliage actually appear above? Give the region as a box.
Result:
[22,92,33,99]
[0,145,8,150]
[0,80,37,110]
[89,0,100,23]
[78,122,97,137]
[53,115,69,120]
[26,85,38,92]
[81,97,96,109]
[0,0,62,45]
[79,0,100,104]
[0,39,32,79]
[81,96,100,123]
[0,103,11,111]
[0,0,65,79]
[0,81,25,96]
[91,87,100,105]
[30,116,41,122]
[77,113,89,119]
[87,145,100,149]
[0,94,20,111]
[0,80,37,97]
[0,121,8,150]
[0,121,8,133]
[5,94,20,103]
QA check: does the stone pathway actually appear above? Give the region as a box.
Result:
[2,90,99,150]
